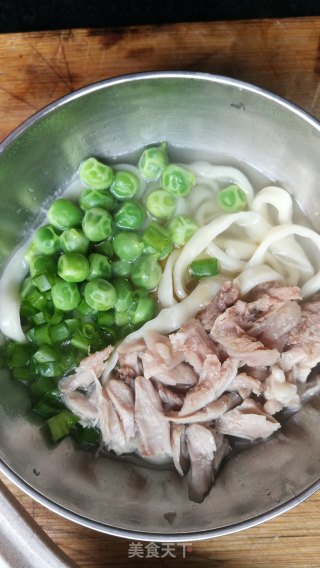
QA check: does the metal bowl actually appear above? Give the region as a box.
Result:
[1,71,320,541]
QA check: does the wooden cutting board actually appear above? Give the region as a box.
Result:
[1,17,320,567]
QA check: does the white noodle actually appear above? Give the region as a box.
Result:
[206,241,245,272]
[157,249,180,308]
[244,224,320,298]
[235,264,284,295]
[215,238,257,260]
[173,211,269,299]
[188,162,255,203]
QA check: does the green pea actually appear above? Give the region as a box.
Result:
[87,253,112,280]
[128,294,157,326]
[60,228,90,254]
[113,278,133,312]
[51,279,81,311]
[146,189,176,220]
[161,164,196,197]
[113,232,143,262]
[80,188,114,211]
[112,260,132,277]
[57,253,89,283]
[110,170,140,200]
[114,201,146,230]
[84,278,117,311]
[82,207,113,241]
[79,157,113,190]
[48,199,83,230]
[130,255,162,291]
[138,143,167,180]
[33,225,60,255]
[168,215,199,246]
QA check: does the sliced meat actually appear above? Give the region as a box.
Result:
[169,319,217,374]
[59,369,96,393]
[177,355,238,416]
[216,398,281,440]
[62,390,98,423]
[170,424,189,476]
[279,300,320,383]
[135,376,172,458]
[167,392,241,424]
[247,301,301,349]
[153,362,198,388]
[186,424,217,503]
[140,332,184,380]
[262,364,300,414]
[211,430,231,476]
[249,281,301,303]
[210,301,278,367]
[118,338,146,379]
[78,345,114,378]
[154,382,184,411]
[106,379,135,440]
[229,372,262,399]
[198,281,240,331]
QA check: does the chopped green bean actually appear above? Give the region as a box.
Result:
[114,201,146,230]
[138,143,167,180]
[189,257,219,278]
[110,170,140,200]
[142,221,172,254]
[48,199,83,230]
[97,310,115,327]
[79,157,113,190]
[161,164,196,197]
[82,207,113,241]
[33,344,60,364]
[217,184,247,212]
[47,409,79,443]
[84,278,117,311]
[146,189,176,220]
[113,232,143,262]
[168,215,199,246]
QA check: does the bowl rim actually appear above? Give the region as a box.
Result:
[1,70,320,542]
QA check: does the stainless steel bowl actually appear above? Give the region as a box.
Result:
[1,71,320,541]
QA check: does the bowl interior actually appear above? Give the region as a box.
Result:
[1,73,320,539]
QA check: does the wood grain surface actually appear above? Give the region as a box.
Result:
[1,16,320,568]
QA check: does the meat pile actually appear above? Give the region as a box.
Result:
[59,281,320,503]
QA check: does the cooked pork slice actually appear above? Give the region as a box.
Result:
[78,345,114,378]
[153,362,198,388]
[229,372,262,399]
[118,338,146,378]
[210,301,278,367]
[247,301,301,349]
[62,390,98,423]
[169,319,217,374]
[263,400,284,415]
[211,431,231,476]
[59,368,96,393]
[186,424,217,503]
[249,281,301,303]
[135,376,172,458]
[98,388,137,454]
[154,382,184,411]
[167,392,241,424]
[106,379,135,440]
[170,424,189,476]
[216,398,281,440]
[140,332,184,379]
[198,281,240,331]
[177,355,238,416]
[279,301,320,383]
[262,364,300,414]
